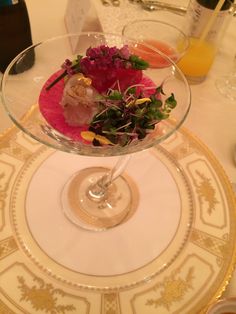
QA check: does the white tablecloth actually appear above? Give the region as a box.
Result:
[1,0,236,299]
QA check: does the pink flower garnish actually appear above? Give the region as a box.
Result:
[61,59,75,76]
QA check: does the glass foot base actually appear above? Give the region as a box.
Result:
[216,75,236,101]
[19,147,190,278]
[61,167,138,231]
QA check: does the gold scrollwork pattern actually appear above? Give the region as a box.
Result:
[194,171,219,215]
[0,236,18,260]
[0,163,15,210]
[146,267,194,311]
[0,138,32,162]
[167,141,199,161]
[0,161,15,231]
[102,293,121,314]
[190,229,229,265]
[17,275,76,313]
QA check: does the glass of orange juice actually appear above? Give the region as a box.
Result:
[177,37,217,83]
[177,0,234,84]
[122,19,189,68]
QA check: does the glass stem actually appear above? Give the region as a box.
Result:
[87,155,131,201]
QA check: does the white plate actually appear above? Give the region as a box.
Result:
[0,126,235,314]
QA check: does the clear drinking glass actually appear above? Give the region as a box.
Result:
[122,19,189,68]
[177,0,235,84]
[216,54,236,100]
[1,32,191,231]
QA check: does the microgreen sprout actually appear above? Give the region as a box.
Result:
[85,84,177,146]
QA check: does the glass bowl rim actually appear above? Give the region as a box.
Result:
[1,31,191,157]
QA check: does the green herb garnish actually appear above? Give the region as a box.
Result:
[85,85,177,146]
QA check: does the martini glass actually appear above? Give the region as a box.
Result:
[1,32,191,232]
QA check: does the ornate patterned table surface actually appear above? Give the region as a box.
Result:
[0,125,236,314]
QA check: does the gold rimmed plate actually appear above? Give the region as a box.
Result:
[0,126,235,314]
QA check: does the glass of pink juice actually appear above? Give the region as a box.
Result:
[122,20,189,68]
